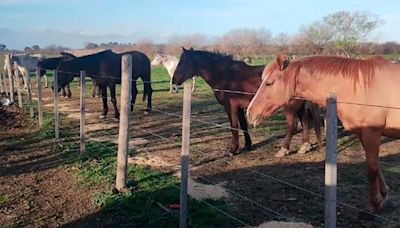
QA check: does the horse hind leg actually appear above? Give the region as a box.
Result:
[359,129,385,213]
[44,75,48,88]
[99,85,108,119]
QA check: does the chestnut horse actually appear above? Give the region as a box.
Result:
[172,48,321,156]
[247,54,400,213]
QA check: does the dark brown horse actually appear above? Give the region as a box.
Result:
[172,48,322,156]
[55,50,152,119]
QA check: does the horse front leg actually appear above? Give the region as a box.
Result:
[44,74,48,88]
[238,108,251,151]
[99,85,108,119]
[67,84,71,98]
[276,108,297,157]
[144,82,153,112]
[191,77,196,93]
[359,128,386,213]
[109,85,119,120]
[224,104,239,156]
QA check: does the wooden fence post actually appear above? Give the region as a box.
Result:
[6,55,14,102]
[13,62,23,108]
[53,70,59,139]
[116,54,132,191]
[80,71,86,154]
[0,71,4,93]
[325,93,337,228]
[36,67,43,127]
[180,81,192,228]
[26,70,34,118]
[2,71,8,96]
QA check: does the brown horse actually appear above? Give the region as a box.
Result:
[172,48,321,156]
[247,54,400,213]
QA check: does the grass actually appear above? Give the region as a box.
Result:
[0,194,9,204]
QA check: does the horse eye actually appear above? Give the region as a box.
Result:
[265,81,274,86]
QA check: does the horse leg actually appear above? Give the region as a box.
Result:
[297,107,311,154]
[62,87,66,97]
[191,77,196,93]
[130,81,138,112]
[310,103,323,150]
[91,79,96,97]
[110,85,119,119]
[238,108,251,151]
[169,77,174,93]
[144,82,153,112]
[276,108,297,157]
[44,74,48,88]
[67,84,71,98]
[99,85,108,119]
[224,104,239,156]
[359,129,384,213]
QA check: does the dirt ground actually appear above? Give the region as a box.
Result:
[1,78,400,227]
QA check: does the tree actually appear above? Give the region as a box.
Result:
[85,42,98,49]
[0,44,6,51]
[32,45,40,51]
[24,46,33,53]
[323,11,383,55]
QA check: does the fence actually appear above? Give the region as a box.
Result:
[11,55,399,227]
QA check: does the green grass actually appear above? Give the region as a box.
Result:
[0,194,9,204]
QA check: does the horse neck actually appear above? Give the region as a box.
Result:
[162,56,179,76]
[193,59,226,88]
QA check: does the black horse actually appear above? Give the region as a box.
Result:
[172,48,322,156]
[38,52,101,98]
[55,50,152,119]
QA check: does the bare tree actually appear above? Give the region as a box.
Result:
[323,11,384,55]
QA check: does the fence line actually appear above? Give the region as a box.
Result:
[132,100,398,224]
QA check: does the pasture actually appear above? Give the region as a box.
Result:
[1,58,400,227]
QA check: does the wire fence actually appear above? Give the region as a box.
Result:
[21,66,400,227]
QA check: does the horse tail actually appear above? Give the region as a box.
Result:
[142,83,147,102]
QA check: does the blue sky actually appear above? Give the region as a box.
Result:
[0,0,399,49]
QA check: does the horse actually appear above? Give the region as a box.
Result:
[55,50,152,119]
[172,48,322,156]
[37,52,100,98]
[150,53,196,93]
[247,54,400,213]
[4,53,46,89]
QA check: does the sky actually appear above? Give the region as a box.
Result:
[0,0,399,49]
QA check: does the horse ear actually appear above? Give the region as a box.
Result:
[182,47,187,52]
[275,54,289,71]
[189,47,194,51]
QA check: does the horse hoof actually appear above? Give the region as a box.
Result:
[242,145,252,152]
[275,148,289,158]
[223,152,234,157]
[297,142,311,154]
[99,115,106,119]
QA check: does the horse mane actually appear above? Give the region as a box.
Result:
[282,55,390,91]
[60,52,76,58]
[190,50,234,63]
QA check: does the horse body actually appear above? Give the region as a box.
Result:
[4,53,46,89]
[56,50,152,119]
[172,48,321,156]
[247,54,400,213]
[151,54,196,93]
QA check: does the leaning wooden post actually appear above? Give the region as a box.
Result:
[0,71,4,93]
[2,71,8,96]
[13,62,23,108]
[25,70,34,118]
[6,56,14,102]
[325,93,337,228]
[116,55,132,191]
[53,70,59,139]
[80,71,86,154]
[36,67,43,127]
[180,81,192,228]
